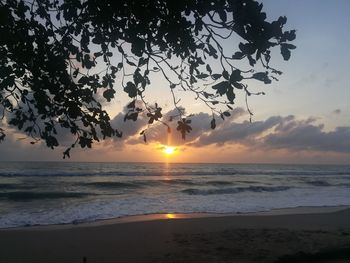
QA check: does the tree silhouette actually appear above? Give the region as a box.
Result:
[0,0,296,157]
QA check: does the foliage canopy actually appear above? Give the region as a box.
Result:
[0,0,296,157]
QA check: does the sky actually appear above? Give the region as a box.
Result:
[0,0,350,164]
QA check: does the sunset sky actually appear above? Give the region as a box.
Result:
[0,0,349,164]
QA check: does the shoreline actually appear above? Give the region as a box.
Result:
[0,204,348,231]
[1,205,350,262]
[2,204,349,231]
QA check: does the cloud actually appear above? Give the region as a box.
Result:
[192,115,284,146]
[126,107,246,146]
[195,114,350,154]
[332,109,341,115]
[1,100,350,162]
[125,107,350,155]
[76,103,350,155]
[263,122,350,153]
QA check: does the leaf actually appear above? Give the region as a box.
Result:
[233,82,244,89]
[212,81,230,96]
[206,64,212,74]
[127,100,136,109]
[232,51,244,59]
[218,9,227,22]
[239,43,256,55]
[72,68,79,78]
[226,86,235,103]
[176,119,192,139]
[124,82,137,98]
[103,89,116,102]
[222,70,229,80]
[63,148,71,159]
[281,45,291,60]
[196,73,209,79]
[283,30,296,41]
[94,52,102,57]
[252,72,271,84]
[126,112,138,121]
[223,111,231,117]
[210,118,216,129]
[283,43,296,50]
[125,59,136,67]
[278,16,287,25]
[252,72,267,81]
[203,91,213,98]
[247,55,256,66]
[138,57,148,67]
[207,44,217,57]
[229,70,243,83]
[115,129,123,138]
[211,74,221,80]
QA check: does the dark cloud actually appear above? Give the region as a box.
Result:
[194,114,350,154]
[332,109,341,115]
[264,123,350,153]
[192,115,284,146]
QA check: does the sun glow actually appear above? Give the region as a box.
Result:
[163,146,176,155]
[165,213,177,219]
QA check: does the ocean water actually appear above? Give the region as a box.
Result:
[0,162,350,228]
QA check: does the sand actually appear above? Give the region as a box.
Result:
[1,206,350,263]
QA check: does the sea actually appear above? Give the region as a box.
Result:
[0,162,350,228]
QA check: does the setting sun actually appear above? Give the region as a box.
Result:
[163,146,176,155]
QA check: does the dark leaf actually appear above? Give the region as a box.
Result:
[103,89,116,102]
[210,118,216,129]
[232,52,244,59]
[211,74,222,80]
[222,70,229,80]
[226,86,235,103]
[281,45,291,60]
[197,73,209,79]
[206,64,212,74]
[212,81,230,96]
[124,82,137,98]
[229,70,243,83]
[127,100,136,109]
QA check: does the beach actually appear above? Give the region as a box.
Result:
[1,206,350,263]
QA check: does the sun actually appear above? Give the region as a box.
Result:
[163,146,176,155]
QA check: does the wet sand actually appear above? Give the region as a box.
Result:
[1,206,350,262]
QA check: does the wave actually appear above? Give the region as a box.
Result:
[0,191,91,201]
[0,184,20,190]
[1,169,349,178]
[204,181,234,186]
[182,186,291,195]
[81,181,144,189]
[305,180,332,187]
[159,179,196,185]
